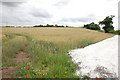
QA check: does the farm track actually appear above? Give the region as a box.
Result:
[2,52,30,78]
[1,35,30,78]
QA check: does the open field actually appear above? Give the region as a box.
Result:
[2,27,115,78]
[2,27,114,43]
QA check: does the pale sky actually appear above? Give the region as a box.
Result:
[0,0,119,29]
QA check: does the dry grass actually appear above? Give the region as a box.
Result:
[2,27,114,43]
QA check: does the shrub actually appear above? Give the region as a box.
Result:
[84,22,100,30]
[115,30,120,35]
[109,30,120,35]
[109,30,117,34]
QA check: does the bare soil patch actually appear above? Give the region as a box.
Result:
[1,51,30,78]
[15,51,30,64]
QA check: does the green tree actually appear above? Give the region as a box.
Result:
[99,15,115,33]
[84,22,100,30]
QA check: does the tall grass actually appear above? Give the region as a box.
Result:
[14,40,78,78]
[2,34,27,67]
[14,38,95,78]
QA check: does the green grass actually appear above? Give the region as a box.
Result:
[3,33,79,78]
[13,38,95,78]
[2,34,27,67]
[14,40,78,78]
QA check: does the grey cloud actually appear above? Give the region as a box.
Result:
[2,2,23,7]
[61,15,96,22]
[15,17,31,22]
[1,0,26,2]
[54,0,71,6]
[2,6,48,26]
[30,8,52,18]
[2,15,43,26]
[61,18,89,22]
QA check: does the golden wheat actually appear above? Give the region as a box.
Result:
[2,27,114,43]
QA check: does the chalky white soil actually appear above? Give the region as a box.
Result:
[68,35,118,78]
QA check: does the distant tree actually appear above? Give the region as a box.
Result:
[39,24,44,27]
[5,26,11,27]
[61,25,64,27]
[34,24,44,27]
[33,24,68,27]
[99,15,115,33]
[46,24,54,27]
[46,24,49,27]
[66,25,68,27]
[55,24,58,27]
[84,22,100,30]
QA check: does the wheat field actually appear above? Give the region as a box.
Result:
[2,27,114,43]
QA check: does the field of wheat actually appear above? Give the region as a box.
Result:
[3,27,114,42]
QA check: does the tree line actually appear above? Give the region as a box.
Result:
[33,24,69,27]
[3,15,120,35]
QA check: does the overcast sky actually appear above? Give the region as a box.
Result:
[0,0,119,29]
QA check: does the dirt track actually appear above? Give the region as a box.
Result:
[1,51,30,78]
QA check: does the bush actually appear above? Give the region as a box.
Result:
[109,30,120,35]
[84,22,100,30]
[115,30,120,35]
[96,30,104,32]
[109,30,116,34]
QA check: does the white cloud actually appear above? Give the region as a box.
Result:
[1,0,119,29]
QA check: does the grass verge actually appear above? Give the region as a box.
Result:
[2,34,27,67]
[14,38,94,78]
